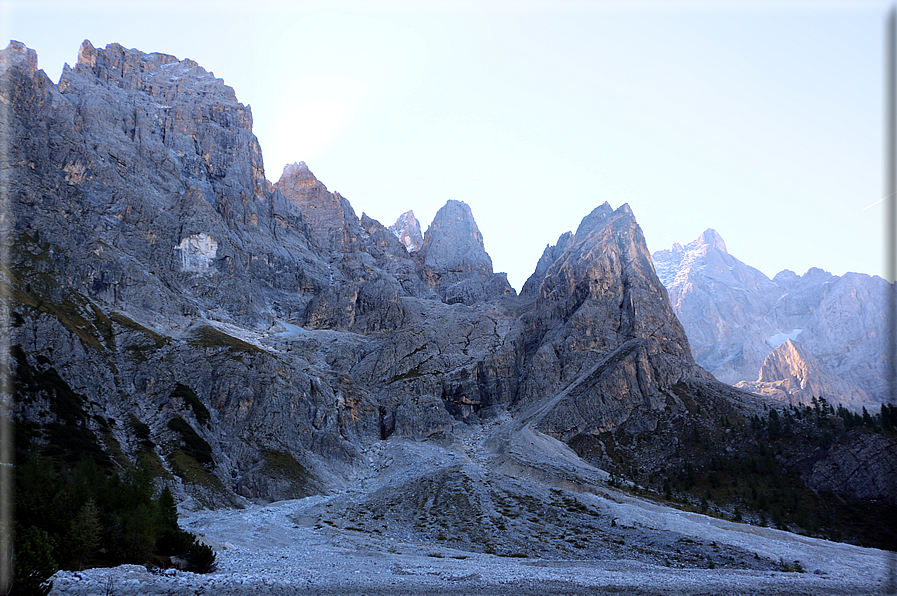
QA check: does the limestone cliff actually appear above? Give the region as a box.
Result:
[516,203,731,442]
[415,200,514,305]
[389,210,423,253]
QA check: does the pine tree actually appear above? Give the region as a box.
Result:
[863,406,873,428]
[68,499,101,570]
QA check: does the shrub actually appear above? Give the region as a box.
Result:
[12,524,57,596]
[185,542,217,574]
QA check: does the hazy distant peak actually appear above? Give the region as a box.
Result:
[691,228,727,253]
[772,269,799,289]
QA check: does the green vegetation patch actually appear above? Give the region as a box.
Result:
[109,312,167,346]
[167,417,214,466]
[387,367,425,384]
[8,235,115,351]
[571,397,897,552]
[188,325,263,353]
[167,449,225,491]
[261,449,313,492]
[170,383,210,425]
[13,345,112,468]
[14,452,215,583]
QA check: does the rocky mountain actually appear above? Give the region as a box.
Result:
[652,229,891,409]
[1,38,732,500]
[4,39,894,564]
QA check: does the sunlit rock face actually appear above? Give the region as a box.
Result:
[653,230,892,407]
[274,162,366,253]
[389,210,423,253]
[735,339,871,409]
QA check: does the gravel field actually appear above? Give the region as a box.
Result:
[47,424,897,596]
[49,494,895,596]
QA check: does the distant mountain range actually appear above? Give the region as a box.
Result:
[652,229,892,410]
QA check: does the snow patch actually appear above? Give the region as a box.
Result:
[767,329,803,348]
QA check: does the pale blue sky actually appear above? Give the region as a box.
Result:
[2,0,889,290]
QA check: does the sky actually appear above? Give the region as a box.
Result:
[1,0,890,291]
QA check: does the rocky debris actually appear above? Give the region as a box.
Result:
[652,229,892,406]
[735,340,871,409]
[389,209,424,253]
[47,437,894,595]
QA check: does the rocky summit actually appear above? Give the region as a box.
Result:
[3,40,896,594]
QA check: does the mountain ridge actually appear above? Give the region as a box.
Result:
[4,39,744,504]
[4,42,896,587]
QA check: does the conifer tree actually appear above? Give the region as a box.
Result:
[68,499,100,570]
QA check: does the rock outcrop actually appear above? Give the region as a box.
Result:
[802,432,897,505]
[652,229,891,408]
[415,199,514,305]
[515,203,727,441]
[274,162,365,253]
[735,339,871,408]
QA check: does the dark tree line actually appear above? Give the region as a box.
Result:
[8,455,215,596]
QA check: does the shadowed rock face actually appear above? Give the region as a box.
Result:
[514,203,717,440]
[2,40,766,507]
[803,433,897,505]
[415,200,514,305]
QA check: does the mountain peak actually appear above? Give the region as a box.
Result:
[573,202,616,238]
[1,40,38,75]
[275,162,363,251]
[420,200,491,273]
[277,162,327,193]
[416,200,513,303]
[389,210,423,253]
[693,228,727,253]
